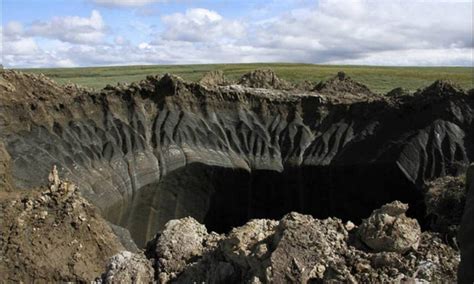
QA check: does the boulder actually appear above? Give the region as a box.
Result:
[102,251,154,283]
[358,201,421,253]
[153,217,210,282]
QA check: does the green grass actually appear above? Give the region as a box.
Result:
[17,63,474,94]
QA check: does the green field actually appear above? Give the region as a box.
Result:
[18,63,473,94]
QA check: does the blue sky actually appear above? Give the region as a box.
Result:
[1,0,473,68]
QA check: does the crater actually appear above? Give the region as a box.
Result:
[105,162,425,247]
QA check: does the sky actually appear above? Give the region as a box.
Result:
[1,0,473,68]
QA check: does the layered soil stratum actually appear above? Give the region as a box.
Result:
[0,69,473,282]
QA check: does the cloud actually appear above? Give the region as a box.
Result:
[28,10,106,44]
[91,0,164,7]
[2,1,473,68]
[160,8,245,43]
[250,0,473,64]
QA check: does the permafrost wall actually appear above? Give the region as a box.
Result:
[1,70,473,281]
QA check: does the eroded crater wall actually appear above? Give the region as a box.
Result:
[1,71,473,255]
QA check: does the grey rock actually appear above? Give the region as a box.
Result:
[150,205,458,283]
[102,251,154,284]
[154,217,209,282]
[358,201,421,253]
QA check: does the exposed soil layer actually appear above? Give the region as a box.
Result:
[0,167,123,282]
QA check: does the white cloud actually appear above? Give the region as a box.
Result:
[4,21,24,39]
[250,0,473,64]
[160,8,245,42]
[2,1,473,68]
[329,48,473,66]
[91,0,164,7]
[28,10,106,44]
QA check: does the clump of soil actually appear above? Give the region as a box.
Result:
[199,70,228,87]
[238,69,293,90]
[358,201,421,253]
[314,71,374,96]
[425,175,466,243]
[0,166,124,282]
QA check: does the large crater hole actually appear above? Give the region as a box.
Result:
[107,163,425,247]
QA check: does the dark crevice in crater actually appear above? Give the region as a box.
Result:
[105,162,426,247]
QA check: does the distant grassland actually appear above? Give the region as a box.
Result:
[18,63,473,94]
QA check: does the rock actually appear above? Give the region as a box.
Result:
[102,251,154,284]
[221,219,278,278]
[270,213,350,283]
[358,201,421,253]
[345,220,356,231]
[153,217,209,281]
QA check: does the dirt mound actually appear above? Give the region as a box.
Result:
[0,166,124,282]
[0,70,87,101]
[138,202,458,283]
[199,70,228,87]
[238,69,293,90]
[314,71,374,95]
[418,80,465,97]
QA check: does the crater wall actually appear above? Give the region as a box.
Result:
[1,71,473,257]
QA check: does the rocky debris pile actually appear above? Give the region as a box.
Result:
[101,251,154,283]
[358,201,421,253]
[0,166,124,282]
[425,175,466,243]
[314,71,374,96]
[199,70,228,87]
[238,69,293,90]
[105,201,459,283]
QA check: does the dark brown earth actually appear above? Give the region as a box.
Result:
[0,167,124,282]
[0,69,473,282]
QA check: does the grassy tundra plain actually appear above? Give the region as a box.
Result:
[18,63,473,94]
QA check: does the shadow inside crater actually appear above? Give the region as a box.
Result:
[104,162,425,248]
